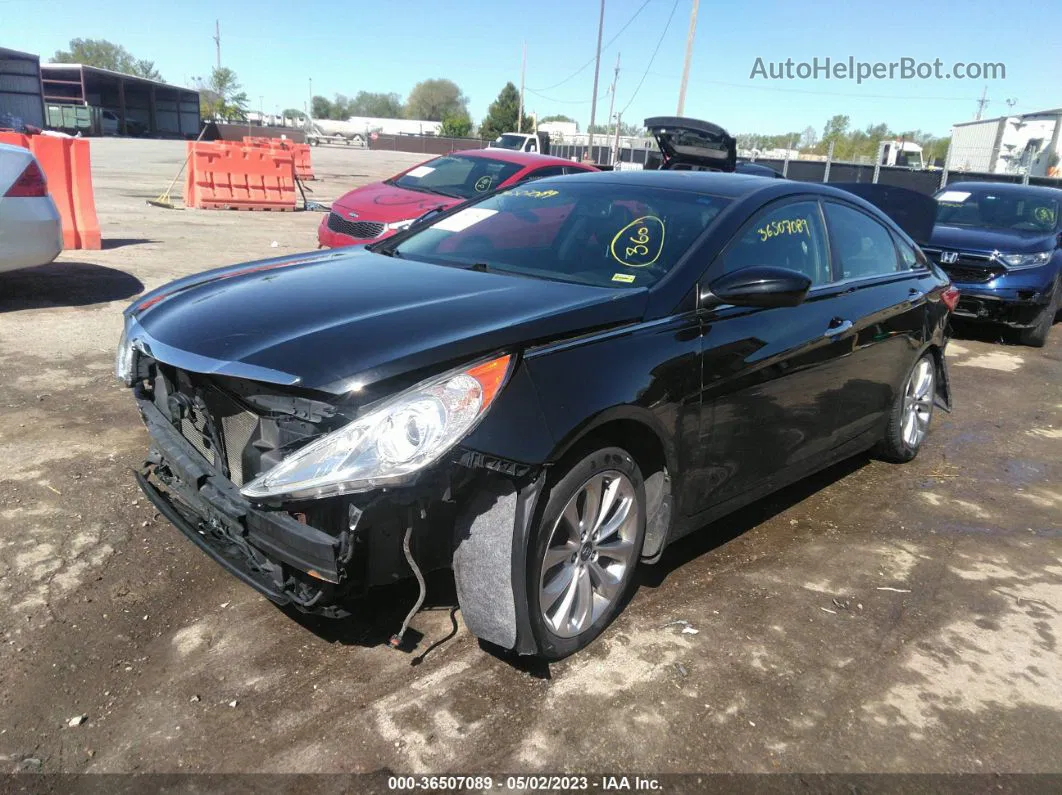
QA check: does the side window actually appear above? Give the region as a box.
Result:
[892,233,926,271]
[519,166,566,183]
[824,202,901,279]
[720,200,831,286]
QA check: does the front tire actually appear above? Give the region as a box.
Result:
[527,446,645,660]
[1018,281,1059,347]
[878,353,936,463]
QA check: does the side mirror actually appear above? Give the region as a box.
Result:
[702,266,812,309]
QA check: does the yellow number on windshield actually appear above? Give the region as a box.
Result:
[610,216,665,267]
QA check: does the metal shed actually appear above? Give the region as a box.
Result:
[0,47,46,129]
[40,63,200,137]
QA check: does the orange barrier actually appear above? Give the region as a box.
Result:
[242,136,315,181]
[183,141,296,211]
[0,132,102,249]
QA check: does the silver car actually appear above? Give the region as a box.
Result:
[0,141,62,274]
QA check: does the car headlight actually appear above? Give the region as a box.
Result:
[115,324,135,386]
[241,353,512,501]
[998,250,1053,269]
[384,217,419,232]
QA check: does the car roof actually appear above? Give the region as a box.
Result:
[545,168,855,200]
[943,181,1062,199]
[451,148,586,169]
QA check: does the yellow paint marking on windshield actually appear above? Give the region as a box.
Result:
[1034,206,1056,224]
[610,216,665,268]
[612,273,636,283]
[508,188,559,199]
[474,176,493,192]
[757,218,810,242]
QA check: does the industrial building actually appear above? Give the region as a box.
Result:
[39,62,200,137]
[948,108,1062,177]
[0,47,46,129]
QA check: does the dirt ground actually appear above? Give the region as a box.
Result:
[1,139,1060,777]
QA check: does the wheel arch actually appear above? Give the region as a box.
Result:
[546,407,676,562]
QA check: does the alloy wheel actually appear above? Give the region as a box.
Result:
[901,358,935,448]
[538,470,639,639]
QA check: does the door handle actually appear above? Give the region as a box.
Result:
[824,319,853,337]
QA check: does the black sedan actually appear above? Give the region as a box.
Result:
[117,170,957,659]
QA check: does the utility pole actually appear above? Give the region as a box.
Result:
[586,0,606,162]
[975,85,989,120]
[604,52,620,165]
[612,112,623,168]
[213,20,221,71]
[676,0,699,115]
[307,77,313,130]
[518,41,527,134]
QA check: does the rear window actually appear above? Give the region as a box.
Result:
[391,181,731,288]
[391,155,523,200]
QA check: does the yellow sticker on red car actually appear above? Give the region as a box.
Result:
[610,216,665,268]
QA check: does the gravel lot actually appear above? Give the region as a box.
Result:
[1,139,1060,777]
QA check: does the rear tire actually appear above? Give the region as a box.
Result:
[1018,281,1059,347]
[878,353,936,463]
[527,446,645,660]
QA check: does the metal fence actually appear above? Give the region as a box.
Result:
[367,133,488,155]
[344,129,1062,196]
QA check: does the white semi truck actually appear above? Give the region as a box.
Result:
[307,116,443,146]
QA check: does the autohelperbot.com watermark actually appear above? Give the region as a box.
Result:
[750,56,1005,83]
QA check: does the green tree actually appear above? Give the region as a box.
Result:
[282,108,307,121]
[311,95,334,120]
[440,114,473,137]
[478,82,531,140]
[197,67,248,122]
[405,78,468,121]
[349,91,404,118]
[540,114,575,124]
[821,114,850,150]
[52,38,162,80]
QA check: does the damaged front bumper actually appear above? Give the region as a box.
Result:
[951,283,1055,328]
[136,398,356,616]
[134,396,547,654]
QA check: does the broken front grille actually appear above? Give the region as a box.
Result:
[326,212,385,240]
[176,386,260,486]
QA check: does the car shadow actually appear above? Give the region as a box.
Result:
[283,570,460,652]
[102,238,156,250]
[284,454,873,668]
[950,315,1060,346]
[0,262,144,311]
[637,453,871,590]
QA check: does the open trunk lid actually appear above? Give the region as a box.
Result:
[644,116,737,173]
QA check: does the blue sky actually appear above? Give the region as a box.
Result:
[3,0,1058,137]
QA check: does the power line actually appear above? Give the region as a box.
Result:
[620,0,679,116]
[645,72,991,102]
[527,0,652,92]
[525,87,610,105]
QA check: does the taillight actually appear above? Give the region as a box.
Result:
[4,160,48,197]
[941,284,960,312]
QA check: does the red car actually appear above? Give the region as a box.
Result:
[318,149,597,248]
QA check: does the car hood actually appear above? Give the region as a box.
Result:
[330,181,462,224]
[126,248,646,395]
[928,224,1057,255]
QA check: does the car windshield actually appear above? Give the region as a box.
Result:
[390,155,524,200]
[390,181,732,288]
[490,134,526,150]
[935,187,1060,232]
